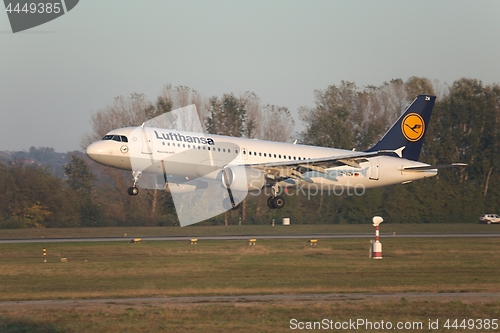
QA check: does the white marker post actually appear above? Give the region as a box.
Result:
[372,216,383,259]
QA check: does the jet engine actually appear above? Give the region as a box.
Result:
[221,166,266,192]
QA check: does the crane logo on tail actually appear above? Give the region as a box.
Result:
[402,113,425,142]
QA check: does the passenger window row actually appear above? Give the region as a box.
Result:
[159,141,310,161]
[160,141,308,161]
[161,141,233,153]
[244,150,307,161]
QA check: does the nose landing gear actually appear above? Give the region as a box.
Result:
[127,186,139,196]
[127,171,142,196]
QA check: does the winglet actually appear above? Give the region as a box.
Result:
[394,146,405,158]
[378,146,405,158]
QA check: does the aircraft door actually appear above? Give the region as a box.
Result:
[242,148,248,160]
[369,157,380,180]
[141,128,153,155]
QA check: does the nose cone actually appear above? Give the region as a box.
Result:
[86,141,132,170]
[86,141,107,163]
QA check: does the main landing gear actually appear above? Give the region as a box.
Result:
[127,171,141,196]
[267,196,285,209]
[267,184,285,209]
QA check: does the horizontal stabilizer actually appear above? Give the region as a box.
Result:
[399,163,467,171]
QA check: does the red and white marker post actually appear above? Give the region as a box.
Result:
[372,216,383,259]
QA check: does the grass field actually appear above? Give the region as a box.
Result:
[2,300,500,333]
[0,226,499,332]
[1,238,500,300]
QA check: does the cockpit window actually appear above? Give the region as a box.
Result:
[102,134,128,142]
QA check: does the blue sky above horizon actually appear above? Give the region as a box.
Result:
[1,0,499,152]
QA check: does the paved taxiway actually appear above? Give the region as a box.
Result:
[1,233,500,244]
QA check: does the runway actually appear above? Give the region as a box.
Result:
[1,233,500,244]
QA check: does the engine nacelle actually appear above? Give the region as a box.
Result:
[222,166,266,192]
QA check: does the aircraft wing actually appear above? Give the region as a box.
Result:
[244,147,405,182]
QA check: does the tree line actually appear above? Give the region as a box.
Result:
[1,77,498,228]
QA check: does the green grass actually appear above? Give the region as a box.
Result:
[2,301,500,333]
[0,238,499,300]
[1,235,499,332]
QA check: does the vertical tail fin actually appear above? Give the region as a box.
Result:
[367,95,435,161]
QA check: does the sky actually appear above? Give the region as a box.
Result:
[1,0,500,152]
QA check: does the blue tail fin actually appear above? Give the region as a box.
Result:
[367,95,435,161]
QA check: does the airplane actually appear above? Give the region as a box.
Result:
[86,95,465,222]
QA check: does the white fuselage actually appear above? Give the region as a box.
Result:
[86,126,437,192]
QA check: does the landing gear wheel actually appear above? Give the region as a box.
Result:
[272,195,285,209]
[267,196,285,209]
[127,187,139,196]
[267,196,276,209]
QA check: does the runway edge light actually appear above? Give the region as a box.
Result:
[372,216,383,259]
